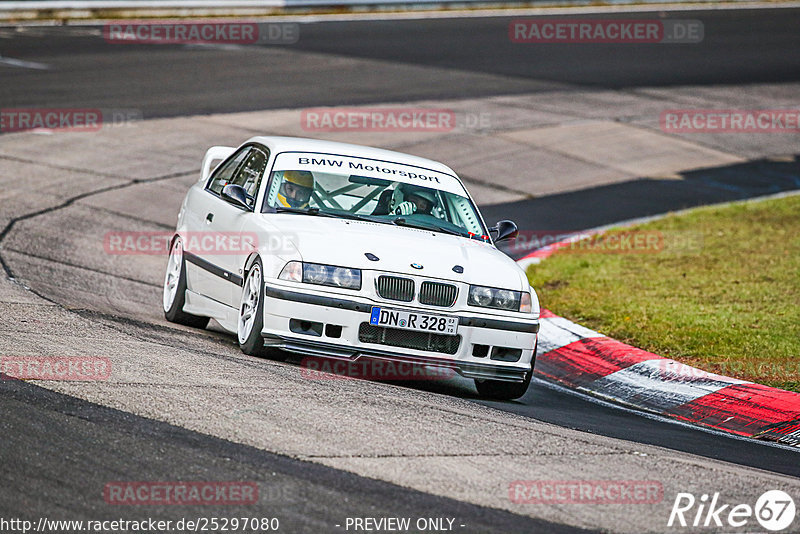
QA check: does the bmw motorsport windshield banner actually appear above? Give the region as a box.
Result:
[272,152,468,196]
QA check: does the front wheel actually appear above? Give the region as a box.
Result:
[237,258,286,360]
[163,237,209,329]
[474,339,536,401]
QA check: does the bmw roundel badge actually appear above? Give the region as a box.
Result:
[411,263,423,270]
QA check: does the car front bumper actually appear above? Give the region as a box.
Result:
[260,283,539,383]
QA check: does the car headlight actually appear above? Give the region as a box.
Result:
[303,262,329,285]
[468,285,522,311]
[279,261,361,290]
[470,286,494,307]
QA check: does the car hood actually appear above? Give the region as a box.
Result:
[261,214,528,289]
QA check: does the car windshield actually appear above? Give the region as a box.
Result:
[264,152,490,240]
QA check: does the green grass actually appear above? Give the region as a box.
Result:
[528,194,800,392]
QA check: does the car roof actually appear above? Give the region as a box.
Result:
[247,136,459,177]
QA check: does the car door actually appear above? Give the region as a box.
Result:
[214,146,270,306]
[183,146,255,307]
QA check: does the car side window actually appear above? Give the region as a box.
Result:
[207,148,249,195]
[229,147,269,209]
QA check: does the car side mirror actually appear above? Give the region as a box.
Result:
[221,184,251,209]
[490,220,519,242]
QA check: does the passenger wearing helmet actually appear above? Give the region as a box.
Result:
[277,171,314,209]
[394,185,436,216]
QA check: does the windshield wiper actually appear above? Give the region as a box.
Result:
[331,212,380,223]
[393,217,467,238]
[274,207,321,215]
[275,207,377,223]
[274,207,343,219]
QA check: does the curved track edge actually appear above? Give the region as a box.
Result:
[519,197,800,448]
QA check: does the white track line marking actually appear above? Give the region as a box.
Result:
[0,55,50,70]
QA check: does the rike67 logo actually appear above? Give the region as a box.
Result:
[668,490,796,531]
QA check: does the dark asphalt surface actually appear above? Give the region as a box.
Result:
[397,370,800,479]
[1,8,799,531]
[488,156,800,259]
[0,378,587,533]
[1,9,800,116]
[493,378,800,476]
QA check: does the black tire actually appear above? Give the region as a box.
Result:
[474,339,537,401]
[237,258,286,360]
[163,238,209,329]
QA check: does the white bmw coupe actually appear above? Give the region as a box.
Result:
[163,136,540,399]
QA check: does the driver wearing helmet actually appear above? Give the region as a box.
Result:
[277,170,315,209]
[394,185,436,216]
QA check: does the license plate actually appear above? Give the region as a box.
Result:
[370,307,458,335]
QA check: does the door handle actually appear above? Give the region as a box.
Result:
[205,213,214,224]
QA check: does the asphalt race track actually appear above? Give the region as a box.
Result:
[0,378,577,533]
[1,7,800,533]
[2,9,800,116]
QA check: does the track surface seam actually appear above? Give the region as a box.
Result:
[0,168,197,282]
